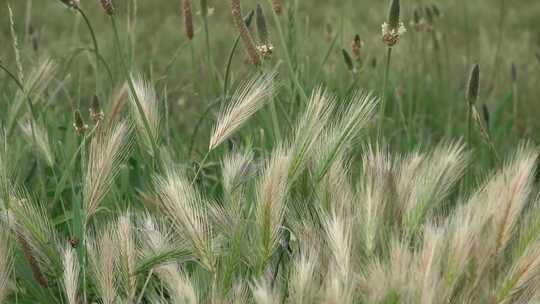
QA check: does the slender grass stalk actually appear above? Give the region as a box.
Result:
[74,7,101,93]
[378,47,393,136]
[264,0,309,103]
[201,0,218,93]
[224,10,255,99]
[110,17,160,169]
[511,63,518,132]
[72,110,87,303]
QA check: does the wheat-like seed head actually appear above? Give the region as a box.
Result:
[154,169,215,271]
[129,75,160,156]
[8,4,24,83]
[84,121,131,219]
[323,212,354,304]
[488,145,537,255]
[117,213,137,302]
[154,262,198,304]
[221,151,254,197]
[87,226,118,304]
[9,188,60,279]
[414,224,443,304]
[357,144,394,257]
[20,119,54,167]
[251,278,279,304]
[289,248,318,304]
[289,87,335,179]
[256,146,290,260]
[314,90,378,180]
[497,242,540,302]
[209,73,276,151]
[62,245,79,304]
[402,141,468,235]
[0,228,11,303]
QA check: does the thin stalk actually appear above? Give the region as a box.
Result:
[201,11,218,93]
[269,96,282,142]
[75,7,101,93]
[110,17,160,169]
[512,82,518,132]
[0,63,38,146]
[188,99,221,157]
[378,47,393,137]
[191,150,210,186]
[467,105,472,149]
[223,35,243,99]
[73,133,87,303]
[313,32,339,85]
[463,0,471,64]
[488,0,506,91]
[264,0,308,103]
[52,125,98,205]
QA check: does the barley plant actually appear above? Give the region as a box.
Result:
[1,0,540,303]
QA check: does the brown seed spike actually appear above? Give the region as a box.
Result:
[100,0,115,16]
[466,64,480,105]
[272,0,283,15]
[17,235,48,288]
[232,0,261,65]
[183,0,194,40]
[73,110,88,136]
[352,34,362,58]
[342,49,356,74]
[90,95,105,124]
[388,0,401,29]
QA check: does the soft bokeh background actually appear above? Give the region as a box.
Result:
[1,0,540,156]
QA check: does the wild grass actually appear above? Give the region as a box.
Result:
[0,0,539,303]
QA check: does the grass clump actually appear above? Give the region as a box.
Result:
[0,0,539,302]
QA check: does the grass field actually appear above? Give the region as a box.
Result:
[1,0,540,303]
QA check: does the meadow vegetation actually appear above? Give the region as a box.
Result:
[0,0,540,302]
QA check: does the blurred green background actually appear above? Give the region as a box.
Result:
[1,0,540,155]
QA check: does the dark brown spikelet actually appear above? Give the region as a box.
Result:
[425,5,434,25]
[413,7,421,25]
[342,49,356,74]
[232,0,261,65]
[256,4,269,44]
[388,0,401,29]
[73,110,88,136]
[17,234,48,288]
[431,3,441,17]
[201,0,208,17]
[352,34,362,58]
[100,0,115,16]
[466,64,480,105]
[90,95,104,124]
[183,0,194,40]
[272,0,283,15]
